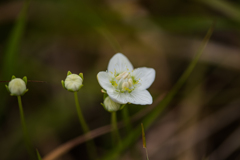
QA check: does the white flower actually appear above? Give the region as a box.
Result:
[64,73,83,92]
[8,78,27,96]
[103,96,121,112]
[97,53,155,105]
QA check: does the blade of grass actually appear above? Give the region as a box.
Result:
[1,0,30,78]
[144,24,213,128]
[36,149,42,160]
[141,123,149,160]
[195,0,240,22]
[0,0,30,119]
[100,25,214,160]
[141,123,146,149]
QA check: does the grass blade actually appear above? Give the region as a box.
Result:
[0,0,30,119]
[36,149,42,160]
[1,0,30,78]
[141,123,149,160]
[195,0,240,22]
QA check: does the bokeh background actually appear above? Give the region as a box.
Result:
[1,0,240,160]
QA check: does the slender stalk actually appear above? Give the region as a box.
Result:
[111,112,121,146]
[121,106,132,133]
[17,96,35,159]
[74,92,89,133]
[73,92,98,160]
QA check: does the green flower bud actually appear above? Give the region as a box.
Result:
[62,71,83,92]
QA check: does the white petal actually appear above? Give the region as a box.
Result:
[97,71,113,90]
[132,67,156,90]
[107,53,134,74]
[107,90,128,104]
[127,90,153,105]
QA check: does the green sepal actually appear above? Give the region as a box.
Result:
[61,80,65,89]
[67,89,75,92]
[101,103,105,108]
[22,89,29,96]
[103,93,108,100]
[101,89,107,94]
[78,84,83,91]
[67,71,72,76]
[79,73,84,81]
[5,85,9,93]
[22,76,27,85]
[119,104,126,110]
[11,75,16,80]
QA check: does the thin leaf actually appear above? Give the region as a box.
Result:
[1,0,30,78]
[141,123,149,160]
[0,0,31,135]
[141,123,146,148]
[195,0,240,22]
[36,149,42,160]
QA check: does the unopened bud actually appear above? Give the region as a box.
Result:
[7,77,28,96]
[63,73,83,92]
[103,96,121,112]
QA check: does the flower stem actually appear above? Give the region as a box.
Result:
[121,106,132,133]
[74,92,89,133]
[111,111,121,146]
[17,96,35,159]
[73,92,98,160]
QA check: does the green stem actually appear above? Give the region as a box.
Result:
[74,92,89,133]
[121,106,132,133]
[73,92,98,160]
[17,96,34,159]
[111,112,121,146]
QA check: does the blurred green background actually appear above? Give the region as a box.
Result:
[1,0,240,160]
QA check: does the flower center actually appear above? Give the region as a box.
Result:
[110,71,138,93]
